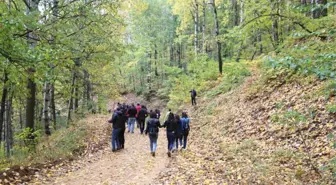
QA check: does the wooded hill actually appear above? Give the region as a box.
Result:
[0,0,336,183]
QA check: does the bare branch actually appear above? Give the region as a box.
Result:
[241,13,313,33]
[22,0,30,9]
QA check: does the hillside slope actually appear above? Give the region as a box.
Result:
[158,64,336,184]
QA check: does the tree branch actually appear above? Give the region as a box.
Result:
[241,13,313,34]
[22,0,30,9]
[293,21,312,33]
[10,0,20,11]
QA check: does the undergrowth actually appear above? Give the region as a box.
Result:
[163,55,251,109]
[0,119,90,171]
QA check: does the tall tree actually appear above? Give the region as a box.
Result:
[202,0,206,53]
[25,0,40,131]
[312,0,328,18]
[270,0,279,47]
[210,0,223,74]
[193,0,199,56]
[0,71,8,143]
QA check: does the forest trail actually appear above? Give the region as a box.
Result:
[43,94,170,185]
[50,129,170,185]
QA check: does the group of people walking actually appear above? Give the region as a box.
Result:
[108,103,190,157]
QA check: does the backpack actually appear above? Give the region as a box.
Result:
[181,118,190,132]
[148,119,158,136]
[192,90,197,97]
[148,127,157,136]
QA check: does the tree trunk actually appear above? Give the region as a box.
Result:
[5,94,12,157]
[50,84,56,130]
[258,30,263,54]
[270,0,279,47]
[312,0,328,18]
[0,71,8,143]
[26,76,36,130]
[148,52,152,72]
[73,59,81,113]
[177,43,182,68]
[193,0,199,56]
[240,0,244,24]
[83,70,91,108]
[74,79,79,112]
[25,0,39,131]
[49,0,58,129]
[211,0,223,75]
[202,0,206,53]
[236,42,243,62]
[154,44,159,76]
[19,105,23,129]
[170,45,173,66]
[53,0,59,18]
[42,82,51,135]
[232,0,239,26]
[67,71,76,125]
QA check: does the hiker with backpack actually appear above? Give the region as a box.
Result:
[145,112,161,157]
[181,112,190,150]
[137,105,148,134]
[163,112,177,157]
[190,89,197,106]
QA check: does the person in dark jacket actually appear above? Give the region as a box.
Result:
[163,112,177,157]
[145,112,161,157]
[108,108,123,151]
[137,105,148,134]
[127,105,137,133]
[174,114,183,151]
[180,112,190,150]
[155,109,161,119]
[190,89,197,105]
[118,108,127,149]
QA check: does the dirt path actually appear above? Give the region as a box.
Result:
[49,127,169,185]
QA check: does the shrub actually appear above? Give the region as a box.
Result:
[0,120,90,171]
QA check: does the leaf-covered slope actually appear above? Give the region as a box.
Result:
[158,65,336,184]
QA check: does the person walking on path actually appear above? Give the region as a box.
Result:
[118,108,128,149]
[180,112,190,150]
[108,108,123,152]
[174,114,183,151]
[137,105,148,134]
[155,109,161,119]
[136,103,141,128]
[127,104,137,133]
[163,113,177,157]
[164,109,171,121]
[190,89,197,105]
[145,112,161,157]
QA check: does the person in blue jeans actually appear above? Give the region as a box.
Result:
[145,112,161,157]
[163,112,177,157]
[127,105,137,133]
[112,128,121,151]
[108,108,124,152]
[180,112,190,150]
[174,114,183,151]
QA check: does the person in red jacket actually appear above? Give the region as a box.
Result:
[136,103,141,128]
